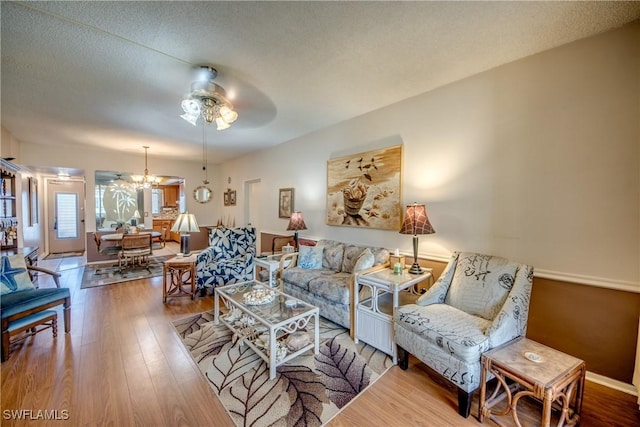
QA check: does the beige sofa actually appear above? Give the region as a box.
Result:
[278,239,390,334]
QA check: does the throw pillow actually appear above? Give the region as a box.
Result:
[298,245,323,269]
[353,248,375,273]
[0,255,35,295]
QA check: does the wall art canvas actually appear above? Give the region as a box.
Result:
[326,145,402,230]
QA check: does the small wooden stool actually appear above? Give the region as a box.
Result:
[7,309,58,354]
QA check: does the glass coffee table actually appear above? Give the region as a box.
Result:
[214,280,319,380]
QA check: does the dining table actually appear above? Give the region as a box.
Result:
[101,231,162,242]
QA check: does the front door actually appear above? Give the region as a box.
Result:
[47,179,86,254]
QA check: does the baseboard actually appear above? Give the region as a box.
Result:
[586,371,637,396]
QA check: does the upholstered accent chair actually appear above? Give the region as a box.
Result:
[196,226,256,293]
[394,251,533,418]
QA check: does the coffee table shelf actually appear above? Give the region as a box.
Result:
[214,280,319,380]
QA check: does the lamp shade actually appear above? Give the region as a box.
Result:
[399,204,435,236]
[171,212,200,233]
[132,210,142,219]
[286,211,307,231]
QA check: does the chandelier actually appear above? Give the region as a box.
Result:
[131,146,159,189]
[180,66,238,130]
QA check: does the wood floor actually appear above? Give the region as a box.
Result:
[2,255,639,426]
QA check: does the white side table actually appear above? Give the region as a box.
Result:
[254,253,289,287]
[354,267,432,363]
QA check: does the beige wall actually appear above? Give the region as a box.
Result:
[221,22,639,286]
[222,23,640,383]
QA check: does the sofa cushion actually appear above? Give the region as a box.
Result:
[353,248,375,272]
[307,272,352,305]
[371,247,391,267]
[395,303,491,363]
[298,245,323,269]
[316,240,344,271]
[1,288,70,319]
[281,267,336,291]
[445,252,519,321]
[1,255,35,295]
[341,245,366,273]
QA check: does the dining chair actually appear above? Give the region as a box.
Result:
[93,231,121,256]
[118,234,153,272]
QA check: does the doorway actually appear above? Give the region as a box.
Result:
[244,179,261,251]
[46,179,86,254]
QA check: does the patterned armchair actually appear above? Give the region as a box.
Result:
[394,251,533,418]
[196,226,256,293]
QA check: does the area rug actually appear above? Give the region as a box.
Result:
[44,251,85,260]
[172,311,392,427]
[80,255,172,289]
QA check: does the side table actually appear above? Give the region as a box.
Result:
[479,337,585,427]
[353,267,432,363]
[254,253,284,287]
[163,254,197,302]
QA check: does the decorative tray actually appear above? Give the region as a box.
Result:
[243,288,277,305]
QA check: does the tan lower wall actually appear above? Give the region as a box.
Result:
[417,257,640,384]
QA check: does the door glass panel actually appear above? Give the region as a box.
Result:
[56,193,78,239]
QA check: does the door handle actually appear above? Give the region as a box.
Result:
[53,218,57,230]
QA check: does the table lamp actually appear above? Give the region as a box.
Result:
[130,210,142,226]
[286,211,307,251]
[171,212,200,256]
[399,203,435,274]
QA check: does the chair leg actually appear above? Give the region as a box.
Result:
[1,320,9,362]
[63,298,71,334]
[397,345,409,370]
[457,388,473,418]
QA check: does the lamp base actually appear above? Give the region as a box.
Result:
[408,262,423,275]
[180,234,191,256]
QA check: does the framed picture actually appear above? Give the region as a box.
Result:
[224,189,236,206]
[279,188,294,218]
[326,145,402,230]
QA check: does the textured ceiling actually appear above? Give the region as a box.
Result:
[2,1,640,168]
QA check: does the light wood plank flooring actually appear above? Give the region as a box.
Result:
[2,255,638,426]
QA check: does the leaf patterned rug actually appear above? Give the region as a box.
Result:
[172,311,393,426]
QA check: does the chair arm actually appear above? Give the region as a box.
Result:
[27,265,62,288]
[416,252,460,306]
[486,264,534,347]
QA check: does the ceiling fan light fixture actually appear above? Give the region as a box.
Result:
[215,117,231,130]
[181,98,200,115]
[219,105,238,124]
[179,66,238,129]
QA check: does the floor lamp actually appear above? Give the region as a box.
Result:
[171,212,200,256]
[286,211,307,251]
[399,203,435,274]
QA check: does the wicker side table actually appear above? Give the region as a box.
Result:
[163,255,197,302]
[479,337,585,427]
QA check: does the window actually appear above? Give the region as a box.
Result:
[151,188,164,215]
[56,193,78,239]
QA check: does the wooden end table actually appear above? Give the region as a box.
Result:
[479,337,585,427]
[163,254,197,302]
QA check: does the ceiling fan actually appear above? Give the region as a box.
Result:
[180,66,238,130]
